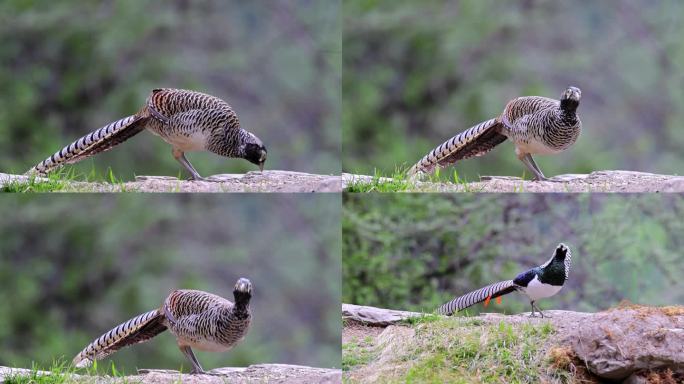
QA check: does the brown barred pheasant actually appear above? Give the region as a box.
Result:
[28,89,267,180]
[409,87,582,181]
[72,279,252,374]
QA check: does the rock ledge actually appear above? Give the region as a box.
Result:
[342,303,684,382]
[0,363,341,384]
[343,170,684,192]
[0,170,342,192]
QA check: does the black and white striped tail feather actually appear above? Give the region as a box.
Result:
[27,115,144,175]
[408,118,503,176]
[72,309,165,368]
[437,280,517,316]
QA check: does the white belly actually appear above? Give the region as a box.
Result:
[174,332,234,352]
[522,275,563,301]
[515,139,561,156]
[161,131,208,152]
[185,338,232,352]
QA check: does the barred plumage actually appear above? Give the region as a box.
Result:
[409,87,582,181]
[72,279,252,374]
[437,243,571,318]
[29,115,145,176]
[73,309,165,368]
[27,89,267,180]
[437,280,516,316]
[409,118,506,175]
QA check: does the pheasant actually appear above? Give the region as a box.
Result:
[408,87,582,181]
[72,278,252,374]
[28,89,267,180]
[437,244,571,318]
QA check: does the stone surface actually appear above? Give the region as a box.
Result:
[342,303,684,381]
[0,364,342,383]
[569,306,684,380]
[342,304,425,326]
[0,170,342,193]
[343,170,684,192]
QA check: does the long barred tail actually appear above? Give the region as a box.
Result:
[437,280,517,316]
[72,309,166,368]
[408,118,506,177]
[27,114,146,175]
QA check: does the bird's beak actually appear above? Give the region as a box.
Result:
[259,162,264,172]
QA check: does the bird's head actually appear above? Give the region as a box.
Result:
[233,277,252,303]
[554,243,570,261]
[241,133,267,172]
[560,86,581,112]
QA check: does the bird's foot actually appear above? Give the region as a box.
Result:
[187,176,210,182]
[189,368,208,375]
[527,312,550,318]
[189,370,224,376]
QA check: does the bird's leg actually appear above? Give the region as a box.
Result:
[172,148,206,181]
[519,154,550,181]
[179,346,205,374]
[528,301,538,318]
[524,154,546,180]
[523,154,568,182]
[533,302,550,318]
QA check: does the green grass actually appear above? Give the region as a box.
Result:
[402,320,557,383]
[344,167,415,192]
[1,168,78,192]
[1,166,131,193]
[344,166,485,193]
[399,313,442,326]
[3,359,131,384]
[4,361,74,384]
[342,341,377,372]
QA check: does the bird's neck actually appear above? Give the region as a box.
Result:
[538,261,567,286]
[232,304,250,320]
[231,292,251,319]
[206,128,249,158]
[558,101,579,125]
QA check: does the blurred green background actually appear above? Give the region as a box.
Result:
[0,195,341,372]
[343,0,684,179]
[0,0,340,179]
[343,194,684,314]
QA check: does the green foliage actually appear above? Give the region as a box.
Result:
[0,0,340,179]
[0,195,341,372]
[343,194,684,314]
[343,0,684,178]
